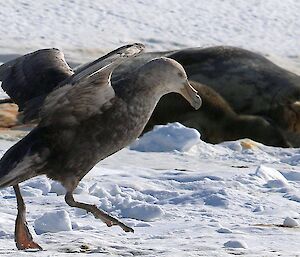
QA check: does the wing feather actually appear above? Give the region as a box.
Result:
[0,48,73,110]
[40,43,145,126]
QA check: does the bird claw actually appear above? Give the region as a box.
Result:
[123,226,134,233]
[15,219,43,251]
[17,241,43,251]
[105,219,134,233]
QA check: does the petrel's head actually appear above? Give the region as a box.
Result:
[138,57,202,110]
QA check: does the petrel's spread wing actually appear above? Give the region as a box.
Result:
[0,44,144,123]
[72,43,145,82]
[0,48,73,110]
[40,43,144,127]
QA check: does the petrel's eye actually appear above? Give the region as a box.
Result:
[177,72,184,78]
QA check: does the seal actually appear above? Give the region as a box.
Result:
[1,45,299,146]
[113,46,300,146]
[144,81,290,147]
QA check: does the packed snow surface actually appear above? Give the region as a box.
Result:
[0,0,299,256]
[0,124,299,256]
[0,0,299,71]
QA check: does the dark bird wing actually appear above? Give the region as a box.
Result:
[72,43,145,81]
[19,44,144,122]
[0,48,73,110]
[0,44,144,188]
[0,127,49,188]
[40,43,144,127]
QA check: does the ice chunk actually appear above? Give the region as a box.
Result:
[204,194,229,208]
[121,203,164,221]
[50,181,66,195]
[34,210,72,234]
[24,177,51,195]
[20,186,43,197]
[254,165,289,187]
[50,181,89,195]
[224,240,248,249]
[217,227,233,233]
[283,217,299,227]
[253,205,264,212]
[130,122,200,152]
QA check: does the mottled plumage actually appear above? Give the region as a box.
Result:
[0,44,201,250]
[0,49,73,110]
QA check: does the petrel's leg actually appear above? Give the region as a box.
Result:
[13,185,42,250]
[65,192,134,233]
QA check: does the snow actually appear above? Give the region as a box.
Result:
[0,123,299,256]
[253,165,290,188]
[283,217,299,227]
[224,240,248,249]
[0,0,299,256]
[34,210,72,234]
[0,0,299,72]
[253,205,264,213]
[130,122,200,152]
[24,177,51,195]
[50,181,67,196]
[90,184,164,221]
[216,227,233,234]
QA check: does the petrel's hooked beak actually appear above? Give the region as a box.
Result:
[180,81,202,110]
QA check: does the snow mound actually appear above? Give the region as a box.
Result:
[89,184,163,221]
[121,204,163,221]
[34,210,72,234]
[265,179,288,189]
[253,165,289,187]
[130,123,200,152]
[224,240,248,249]
[217,227,233,234]
[283,217,299,227]
[50,181,66,195]
[253,205,264,212]
[24,176,51,195]
[204,194,229,208]
[20,186,43,197]
[50,181,88,195]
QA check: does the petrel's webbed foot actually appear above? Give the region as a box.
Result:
[65,192,134,233]
[13,185,43,251]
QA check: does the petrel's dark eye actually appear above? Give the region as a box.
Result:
[177,72,184,78]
